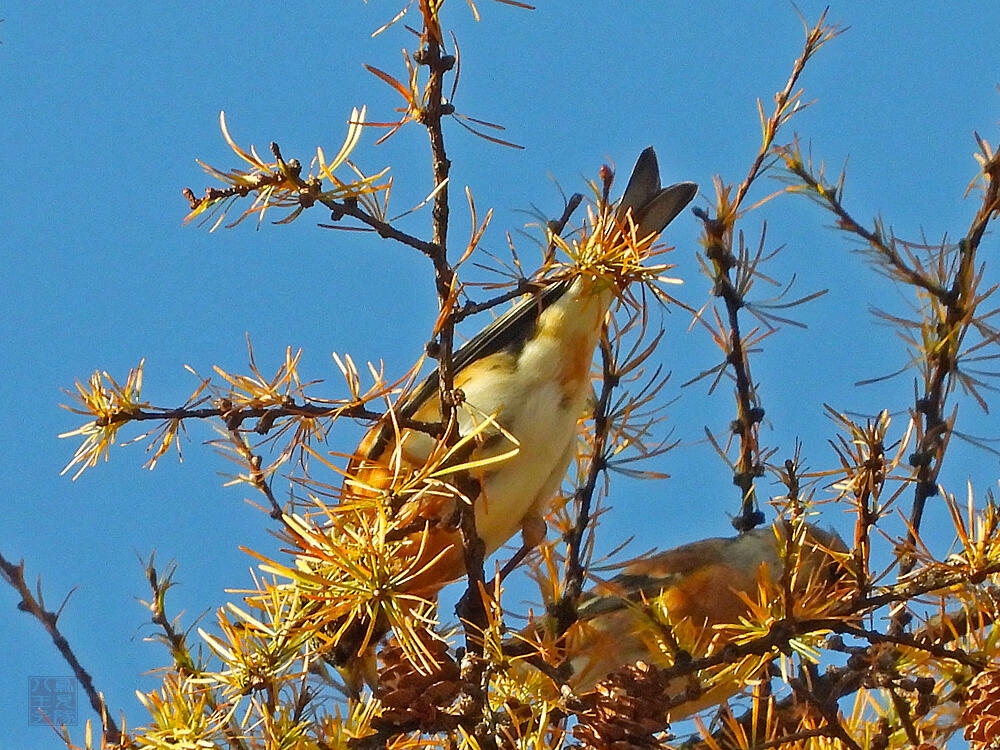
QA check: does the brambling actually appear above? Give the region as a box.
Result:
[525,522,847,719]
[344,148,697,596]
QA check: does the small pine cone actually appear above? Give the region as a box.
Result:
[376,636,461,729]
[963,667,1000,749]
[573,661,672,750]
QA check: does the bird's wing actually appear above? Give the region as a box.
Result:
[364,279,574,460]
[576,535,747,620]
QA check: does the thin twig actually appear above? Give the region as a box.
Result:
[554,328,617,633]
[142,558,250,750]
[453,280,543,322]
[323,198,442,259]
[695,13,840,530]
[0,551,121,744]
[224,423,284,519]
[93,400,380,430]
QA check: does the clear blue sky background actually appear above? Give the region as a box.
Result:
[2,2,999,747]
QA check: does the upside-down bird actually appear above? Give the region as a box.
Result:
[524,522,848,719]
[324,150,696,688]
[343,148,697,597]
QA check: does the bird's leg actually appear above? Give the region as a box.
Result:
[497,545,531,582]
[498,513,547,581]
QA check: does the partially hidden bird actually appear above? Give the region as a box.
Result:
[520,522,848,720]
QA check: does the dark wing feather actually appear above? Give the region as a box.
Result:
[616,146,697,238]
[576,570,688,620]
[617,146,662,219]
[636,181,698,238]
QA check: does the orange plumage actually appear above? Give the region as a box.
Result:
[529,522,848,718]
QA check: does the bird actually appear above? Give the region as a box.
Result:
[322,150,696,690]
[520,522,848,719]
[342,148,698,597]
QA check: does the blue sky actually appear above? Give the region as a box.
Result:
[2,2,999,746]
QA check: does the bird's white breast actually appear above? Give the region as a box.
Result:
[460,279,614,555]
